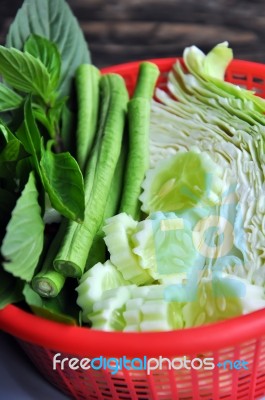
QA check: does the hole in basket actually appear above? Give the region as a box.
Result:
[135,384,149,389]
[114,383,127,390]
[100,392,113,398]
[135,390,150,395]
[231,74,247,81]
[256,380,265,391]
[112,376,125,380]
[116,389,130,395]
[200,394,213,399]
[253,77,264,84]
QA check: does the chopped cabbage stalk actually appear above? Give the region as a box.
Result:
[103,213,153,285]
[140,149,224,214]
[133,211,203,280]
[88,284,184,332]
[88,286,133,331]
[76,260,128,321]
[183,42,233,81]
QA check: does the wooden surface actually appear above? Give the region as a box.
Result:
[1,0,265,67]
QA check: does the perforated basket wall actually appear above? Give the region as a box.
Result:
[17,336,265,400]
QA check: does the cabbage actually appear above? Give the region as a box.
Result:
[149,42,265,289]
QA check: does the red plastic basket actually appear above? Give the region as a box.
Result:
[1,58,265,400]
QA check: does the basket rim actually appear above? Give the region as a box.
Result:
[1,304,265,357]
[100,56,265,77]
[1,57,265,357]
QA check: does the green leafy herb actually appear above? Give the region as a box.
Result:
[1,171,44,282]
[0,46,56,104]
[15,96,42,176]
[0,122,17,143]
[24,34,61,90]
[15,97,85,221]
[6,0,91,96]
[0,138,25,180]
[40,141,85,223]
[60,104,75,152]
[15,157,33,192]
[0,139,21,163]
[0,0,92,322]
[0,83,23,111]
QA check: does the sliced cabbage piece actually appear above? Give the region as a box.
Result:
[183,41,233,81]
[183,41,265,113]
[103,213,153,285]
[140,148,224,214]
[88,284,184,332]
[133,211,204,280]
[182,273,265,327]
[76,260,128,321]
[88,286,133,331]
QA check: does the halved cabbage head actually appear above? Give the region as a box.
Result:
[149,41,265,288]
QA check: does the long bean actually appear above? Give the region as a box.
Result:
[85,144,126,269]
[75,64,100,172]
[31,221,67,297]
[133,62,160,100]
[119,62,159,219]
[53,74,128,278]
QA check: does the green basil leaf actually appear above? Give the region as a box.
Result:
[60,103,75,153]
[32,97,66,138]
[0,46,55,103]
[0,124,27,180]
[6,0,91,97]
[32,104,54,136]
[23,283,77,325]
[0,121,17,143]
[0,83,23,112]
[0,138,25,180]
[0,113,13,127]
[0,139,21,163]
[24,34,61,90]
[47,97,67,131]
[1,171,45,282]
[15,156,33,191]
[40,141,85,222]
[0,268,23,310]
[16,96,41,175]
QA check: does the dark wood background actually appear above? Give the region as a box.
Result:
[1,0,265,68]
